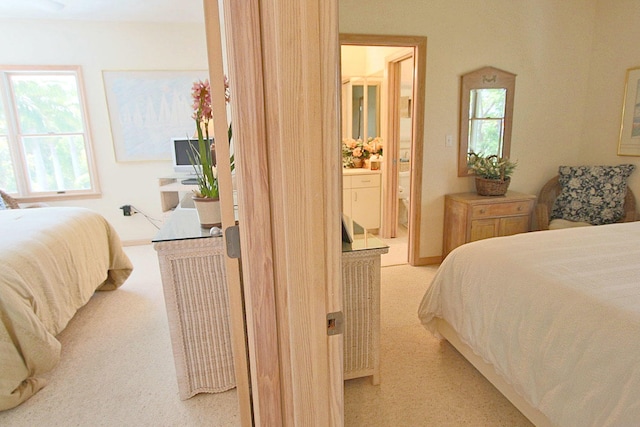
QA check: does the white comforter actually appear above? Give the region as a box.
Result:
[418,222,640,427]
[0,207,132,411]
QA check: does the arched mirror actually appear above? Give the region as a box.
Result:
[458,66,516,176]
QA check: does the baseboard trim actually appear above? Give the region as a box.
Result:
[412,255,442,266]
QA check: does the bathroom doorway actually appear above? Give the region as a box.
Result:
[340,34,426,266]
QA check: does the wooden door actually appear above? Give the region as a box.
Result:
[202,2,251,424]
[219,0,343,425]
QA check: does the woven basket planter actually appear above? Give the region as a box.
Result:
[475,176,510,196]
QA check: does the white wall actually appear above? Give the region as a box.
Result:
[0,19,208,243]
[340,0,599,259]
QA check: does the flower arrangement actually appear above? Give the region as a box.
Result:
[189,78,232,199]
[342,136,383,168]
[467,151,517,180]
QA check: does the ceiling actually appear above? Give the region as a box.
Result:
[0,0,204,23]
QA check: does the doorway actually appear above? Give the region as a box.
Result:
[340,34,427,266]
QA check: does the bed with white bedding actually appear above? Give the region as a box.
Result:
[418,222,640,427]
[0,207,133,411]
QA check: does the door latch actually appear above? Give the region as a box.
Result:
[327,311,344,336]
[225,225,241,259]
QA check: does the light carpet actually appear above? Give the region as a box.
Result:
[0,244,531,426]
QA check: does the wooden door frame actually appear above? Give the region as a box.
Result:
[339,34,427,266]
[220,0,343,425]
[385,49,413,240]
[202,2,252,425]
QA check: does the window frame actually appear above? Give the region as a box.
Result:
[0,65,100,201]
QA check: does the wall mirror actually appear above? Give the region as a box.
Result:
[341,77,381,140]
[458,66,516,176]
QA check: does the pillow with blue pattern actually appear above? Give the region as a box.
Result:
[551,164,635,225]
[0,196,6,210]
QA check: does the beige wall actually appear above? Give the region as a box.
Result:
[340,0,603,258]
[581,0,640,190]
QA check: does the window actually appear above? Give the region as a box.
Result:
[0,66,99,199]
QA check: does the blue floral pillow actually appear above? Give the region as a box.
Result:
[0,196,6,210]
[551,164,635,225]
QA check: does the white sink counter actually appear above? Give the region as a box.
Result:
[342,167,382,176]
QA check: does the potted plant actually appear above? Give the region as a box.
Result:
[467,151,517,196]
[189,79,223,228]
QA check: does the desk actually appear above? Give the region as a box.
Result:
[158,176,198,212]
[152,209,235,399]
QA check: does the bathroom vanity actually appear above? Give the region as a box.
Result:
[342,168,382,231]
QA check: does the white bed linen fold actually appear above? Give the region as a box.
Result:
[419,222,640,427]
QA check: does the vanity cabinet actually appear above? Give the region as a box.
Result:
[443,191,536,258]
[343,170,381,230]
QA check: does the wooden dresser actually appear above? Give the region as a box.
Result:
[443,191,536,258]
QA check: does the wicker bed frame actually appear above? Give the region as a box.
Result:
[435,318,551,427]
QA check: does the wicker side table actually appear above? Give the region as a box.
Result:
[341,218,389,385]
[342,246,388,385]
[153,211,235,399]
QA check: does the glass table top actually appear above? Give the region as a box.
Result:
[152,209,220,242]
[153,209,388,254]
[341,216,388,253]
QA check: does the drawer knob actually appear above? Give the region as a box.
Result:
[517,206,523,211]
[479,208,486,214]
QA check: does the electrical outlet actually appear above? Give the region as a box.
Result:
[120,205,132,216]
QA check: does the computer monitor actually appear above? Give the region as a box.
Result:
[171,137,213,174]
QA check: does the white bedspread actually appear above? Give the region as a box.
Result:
[418,222,640,427]
[0,207,133,411]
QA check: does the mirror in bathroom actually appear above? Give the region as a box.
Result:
[342,77,381,140]
[458,66,516,176]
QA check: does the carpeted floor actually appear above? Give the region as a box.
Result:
[0,244,532,426]
[344,264,531,426]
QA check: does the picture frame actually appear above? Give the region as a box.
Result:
[103,70,208,162]
[617,66,640,156]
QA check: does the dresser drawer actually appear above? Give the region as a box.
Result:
[471,201,531,218]
[351,174,380,189]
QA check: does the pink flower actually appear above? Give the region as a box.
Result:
[353,147,362,158]
[191,79,213,122]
